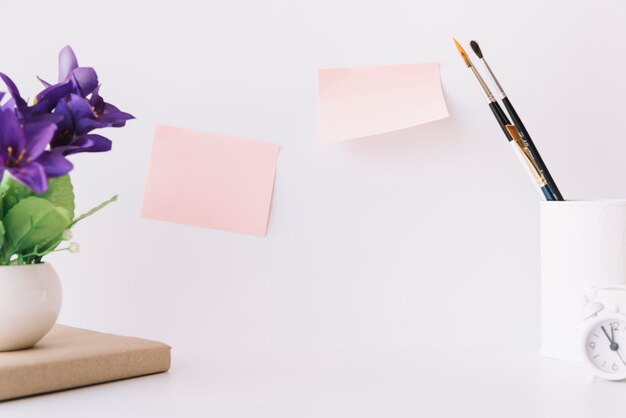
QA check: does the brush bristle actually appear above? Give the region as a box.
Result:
[470,40,483,59]
[452,38,472,67]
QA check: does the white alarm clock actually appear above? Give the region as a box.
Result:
[581,285,626,381]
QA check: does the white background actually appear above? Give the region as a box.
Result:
[3,0,626,416]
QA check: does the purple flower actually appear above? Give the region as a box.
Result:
[0,108,72,193]
[37,45,99,98]
[0,72,72,117]
[49,97,114,155]
[36,46,134,155]
[58,46,98,96]
[0,45,132,192]
[0,72,27,110]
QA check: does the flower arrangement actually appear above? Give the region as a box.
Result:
[0,46,133,265]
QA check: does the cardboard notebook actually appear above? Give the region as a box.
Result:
[0,325,171,401]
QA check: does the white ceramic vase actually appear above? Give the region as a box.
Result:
[0,263,62,351]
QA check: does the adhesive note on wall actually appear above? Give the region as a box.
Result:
[317,63,448,142]
[141,125,280,236]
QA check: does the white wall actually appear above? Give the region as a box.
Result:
[2,0,626,364]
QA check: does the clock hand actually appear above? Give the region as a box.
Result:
[617,350,626,367]
[612,325,615,343]
[602,325,620,351]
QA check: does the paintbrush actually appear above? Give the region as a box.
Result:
[452,38,516,143]
[452,37,555,200]
[469,40,564,201]
[505,125,553,200]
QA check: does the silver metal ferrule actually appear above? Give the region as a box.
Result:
[469,65,496,103]
[482,59,507,99]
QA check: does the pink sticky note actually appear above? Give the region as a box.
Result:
[141,125,280,236]
[317,63,448,142]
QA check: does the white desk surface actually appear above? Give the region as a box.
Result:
[1,347,624,417]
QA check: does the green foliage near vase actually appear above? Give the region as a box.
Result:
[0,175,116,265]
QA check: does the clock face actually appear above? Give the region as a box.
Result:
[585,317,626,377]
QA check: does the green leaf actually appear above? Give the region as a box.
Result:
[1,176,34,215]
[0,175,75,219]
[4,196,71,253]
[0,220,6,249]
[40,175,75,220]
[71,195,118,226]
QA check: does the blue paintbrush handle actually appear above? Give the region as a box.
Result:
[541,185,556,201]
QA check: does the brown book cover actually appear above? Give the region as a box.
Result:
[0,325,171,401]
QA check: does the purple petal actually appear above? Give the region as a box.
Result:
[64,93,133,136]
[49,100,75,148]
[37,76,52,88]
[67,94,94,120]
[66,94,97,135]
[98,110,135,126]
[9,162,48,194]
[76,107,134,133]
[51,140,89,155]
[32,80,73,113]
[56,134,111,155]
[89,85,104,113]
[78,134,111,153]
[3,97,15,109]
[71,67,98,95]
[23,122,56,160]
[0,72,27,109]
[24,113,63,126]
[35,80,72,102]
[58,46,78,82]
[75,117,108,134]
[53,136,93,155]
[0,108,25,152]
[36,151,73,178]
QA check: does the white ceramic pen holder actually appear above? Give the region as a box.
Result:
[541,200,626,361]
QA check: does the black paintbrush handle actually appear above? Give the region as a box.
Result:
[501,97,564,201]
[490,101,556,201]
[488,101,513,141]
